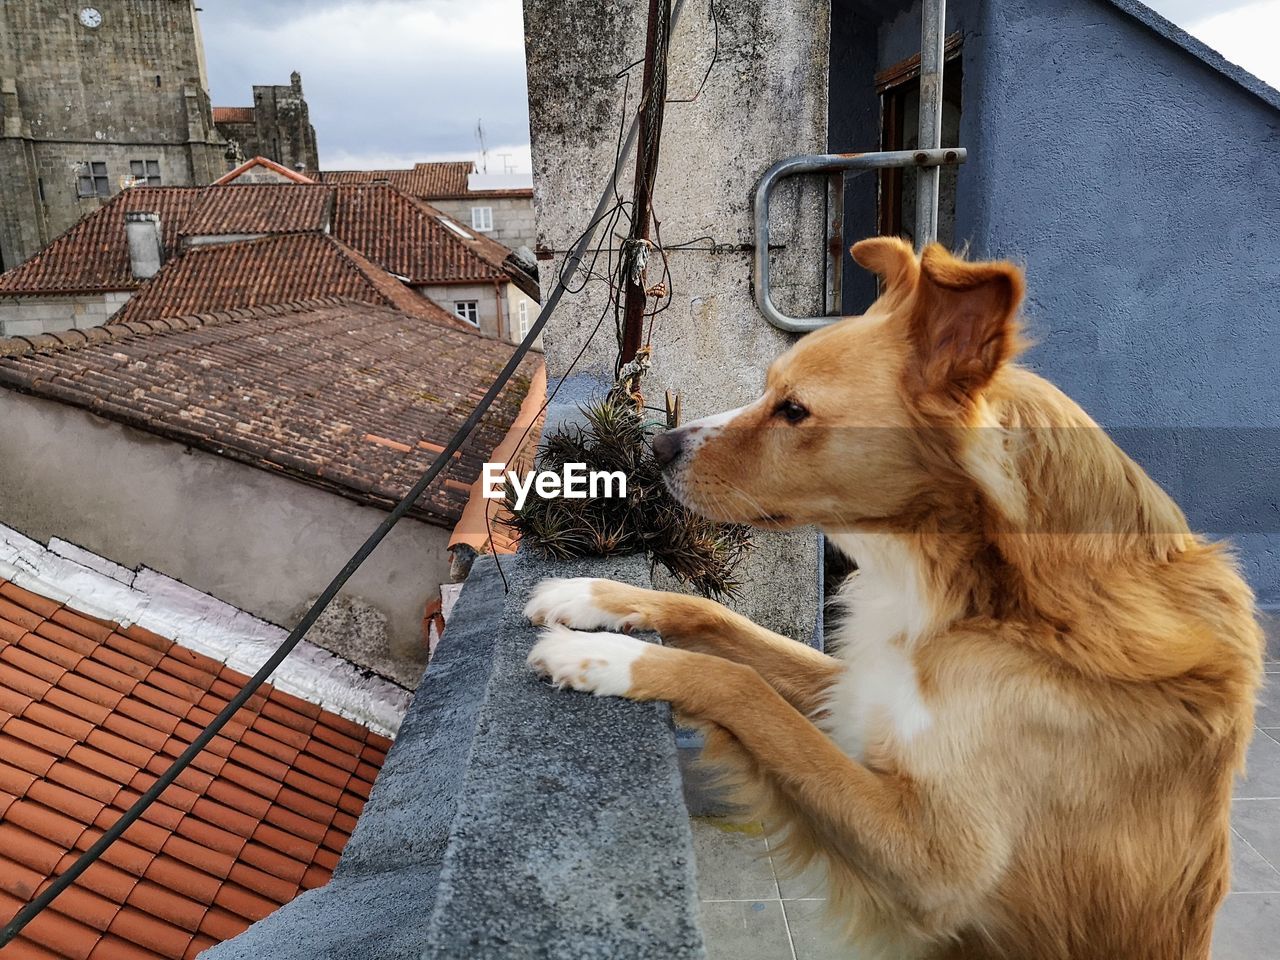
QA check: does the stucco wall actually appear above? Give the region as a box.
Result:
[855,0,1280,605]
[0,390,451,685]
[0,291,131,336]
[523,0,827,642]
[419,281,505,339]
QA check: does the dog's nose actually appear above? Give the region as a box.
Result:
[651,429,683,469]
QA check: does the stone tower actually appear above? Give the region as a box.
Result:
[214,72,320,174]
[0,0,230,271]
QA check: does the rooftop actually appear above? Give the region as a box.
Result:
[0,299,540,529]
[0,182,514,299]
[314,162,534,200]
[105,233,461,327]
[0,575,389,960]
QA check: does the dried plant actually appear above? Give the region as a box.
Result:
[505,394,752,598]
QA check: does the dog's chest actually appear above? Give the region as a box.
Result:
[824,535,936,762]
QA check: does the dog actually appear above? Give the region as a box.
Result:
[525,238,1263,959]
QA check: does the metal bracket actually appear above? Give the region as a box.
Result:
[752,147,967,333]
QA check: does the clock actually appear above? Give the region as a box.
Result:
[78,7,102,28]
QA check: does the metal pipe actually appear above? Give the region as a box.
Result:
[915,0,947,248]
[752,148,966,332]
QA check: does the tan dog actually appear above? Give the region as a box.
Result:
[525,238,1263,959]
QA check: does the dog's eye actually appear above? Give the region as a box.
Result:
[774,399,810,424]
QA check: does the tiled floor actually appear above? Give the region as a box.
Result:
[691,652,1280,959]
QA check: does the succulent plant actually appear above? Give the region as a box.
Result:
[504,393,752,598]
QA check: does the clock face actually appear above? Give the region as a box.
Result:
[78,7,102,28]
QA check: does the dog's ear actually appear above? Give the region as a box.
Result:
[850,236,919,303]
[905,244,1025,416]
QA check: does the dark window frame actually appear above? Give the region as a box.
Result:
[129,159,162,186]
[876,33,964,242]
[77,160,109,198]
[454,300,480,326]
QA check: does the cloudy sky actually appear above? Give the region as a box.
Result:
[198,0,1277,173]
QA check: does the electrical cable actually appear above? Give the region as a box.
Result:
[0,0,692,943]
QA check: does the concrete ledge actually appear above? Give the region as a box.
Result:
[204,549,704,959]
[421,551,704,958]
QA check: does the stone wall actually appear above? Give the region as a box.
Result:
[0,291,131,336]
[240,73,320,172]
[430,195,537,253]
[0,0,228,269]
[0,389,450,687]
[418,281,505,340]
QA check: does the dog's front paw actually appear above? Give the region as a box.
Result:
[527,624,648,697]
[523,577,645,631]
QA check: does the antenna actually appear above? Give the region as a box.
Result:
[475,119,488,174]
[497,152,513,174]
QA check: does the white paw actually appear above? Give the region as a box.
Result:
[527,624,648,697]
[523,577,639,631]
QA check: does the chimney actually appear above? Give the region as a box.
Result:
[124,212,163,279]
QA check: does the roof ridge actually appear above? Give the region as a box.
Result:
[0,298,348,359]
[1105,0,1280,114]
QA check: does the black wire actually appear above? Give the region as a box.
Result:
[0,0,688,937]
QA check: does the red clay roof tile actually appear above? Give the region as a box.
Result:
[0,583,386,960]
[0,619,29,645]
[88,932,168,960]
[1,735,58,778]
[107,905,193,957]
[0,584,63,619]
[197,906,247,942]
[48,611,114,646]
[142,856,220,905]
[20,633,86,673]
[0,597,47,632]
[23,703,95,743]
[5,717,77,760]
[116,626,173,655]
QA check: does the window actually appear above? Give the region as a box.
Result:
[76,161,109,198]
[876,37,963,248]
[454,300,479,326]
[517,300,530,338]
[129,159,162,186]
[439,217,474,241]
[471,206,494,232]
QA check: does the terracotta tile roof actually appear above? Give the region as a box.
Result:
[0,189,202,295]
[0,579,390,960]
[181,185,333,237]
[315,161,473,199]
[331,186,505,285]
[107,233,462,328]
[211,107,255,125]
[0,299,541,528]
[0,184,508,299]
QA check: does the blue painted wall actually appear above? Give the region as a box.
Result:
[860,0,1280,604]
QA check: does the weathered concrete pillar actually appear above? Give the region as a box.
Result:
[524,0,831,640]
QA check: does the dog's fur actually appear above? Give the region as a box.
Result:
[525,238,1264,959]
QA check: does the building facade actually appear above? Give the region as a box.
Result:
[0,0,232,272]
[214,72,320,173]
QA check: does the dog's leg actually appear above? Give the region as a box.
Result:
[526,577,840,714]
[528,626,990,908]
